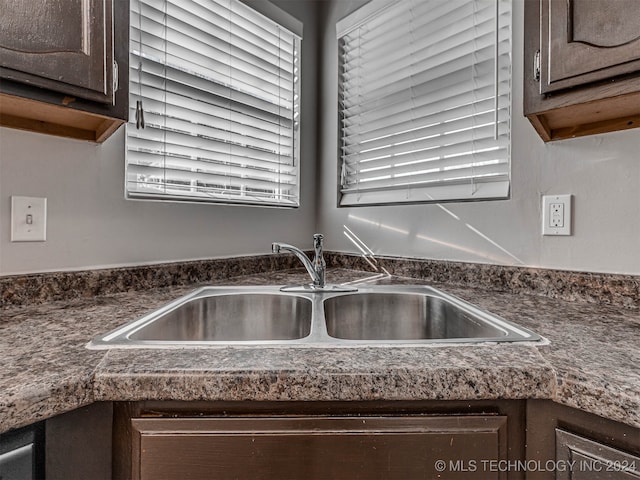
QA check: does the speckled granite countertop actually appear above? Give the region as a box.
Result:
[1,269,638,435]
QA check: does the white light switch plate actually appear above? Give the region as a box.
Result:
[11,196,47,242]
[542,194,571,236]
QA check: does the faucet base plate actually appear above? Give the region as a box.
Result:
[279,284,359,293]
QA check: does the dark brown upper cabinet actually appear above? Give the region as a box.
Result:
[542,0,640,93]
[0,0,129,143]
[524,0,640,142]
[1,0,114,104]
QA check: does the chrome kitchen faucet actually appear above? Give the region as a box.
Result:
[272,234,357,292]
[272,233,326,288]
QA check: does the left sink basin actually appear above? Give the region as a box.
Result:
[87,288,312,348]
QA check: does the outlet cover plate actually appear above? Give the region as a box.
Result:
[11,196,47,242]
[542,194,571,236]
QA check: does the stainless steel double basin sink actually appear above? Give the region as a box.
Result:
[87,286,542,348]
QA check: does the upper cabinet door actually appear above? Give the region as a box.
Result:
[0,0,114,104]
[541,0,640,93]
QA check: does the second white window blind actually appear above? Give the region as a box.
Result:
[337,0,512,206]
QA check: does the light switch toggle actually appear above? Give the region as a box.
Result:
[11,196,47,242]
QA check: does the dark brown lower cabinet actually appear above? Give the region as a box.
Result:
[36,399,639,479]
[527,400,640,480]
[115,400,525,480]
[555,429,640,480]
[45,402,113,480]
[132,416,506,480]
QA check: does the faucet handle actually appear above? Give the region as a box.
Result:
[313,233,324,249]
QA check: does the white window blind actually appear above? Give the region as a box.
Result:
[127,0,302,207]
[337,0,511,206]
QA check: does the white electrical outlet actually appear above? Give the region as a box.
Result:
[11,196,47,242]
[550,203,564,227]
[542,194,571,236]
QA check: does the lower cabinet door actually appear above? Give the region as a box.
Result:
[556,429,640,480]
[132,415,508,480]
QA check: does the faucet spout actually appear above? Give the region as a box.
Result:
[272,234,326,288]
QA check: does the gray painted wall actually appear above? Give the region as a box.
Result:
[1,1,639,276]
[0,1,318,275]
[317,0,640,275]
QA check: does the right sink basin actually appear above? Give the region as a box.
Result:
[323,289,541,344]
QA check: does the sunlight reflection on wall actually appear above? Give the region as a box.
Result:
[344,205,524,266]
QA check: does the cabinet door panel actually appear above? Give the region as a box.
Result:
[0,0,114,103]
[556,429,640,480]
[132,416,509,480]
[0,0,85,53]
[541,0,640,93]
[571,0,640,47]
